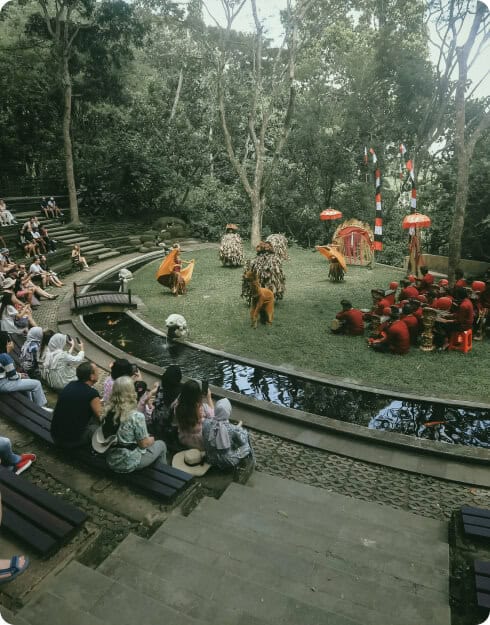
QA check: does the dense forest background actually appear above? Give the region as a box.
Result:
[0,0,489,267]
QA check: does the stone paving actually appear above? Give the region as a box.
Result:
[27,252,490,523]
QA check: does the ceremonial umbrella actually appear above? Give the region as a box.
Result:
[320,208,343,221]
[402,212,431,229]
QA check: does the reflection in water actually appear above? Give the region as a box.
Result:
[85,312,490,448]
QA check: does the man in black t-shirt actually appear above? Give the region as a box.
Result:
[51,362,102,448]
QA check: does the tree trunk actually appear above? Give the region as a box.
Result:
[62,53,80,225]
[250,194,263,248]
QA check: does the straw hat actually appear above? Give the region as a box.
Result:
[91,426,118,454]
[172,449,210,476]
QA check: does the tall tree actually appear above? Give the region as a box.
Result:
[423,0,490,282]
[28,0,144,224]
[208,0,309,247]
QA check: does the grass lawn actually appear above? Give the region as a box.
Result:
[132,245,490,404]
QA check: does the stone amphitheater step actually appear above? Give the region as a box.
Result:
[151,501,447,594]
[97,250,121,260]
[18,560,229,625]
[98,533,359,625]
[16,475,450,625]
[15,591,107,625]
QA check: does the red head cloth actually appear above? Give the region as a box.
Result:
[417,295,427,303]
[408,275,416,283]
[438,279,449,287]
[472,281,486,293]
[389,281,399,290]
[382,307,391,316]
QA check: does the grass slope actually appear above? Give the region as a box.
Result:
[133,245,490,403]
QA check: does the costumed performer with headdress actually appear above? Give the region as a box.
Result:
[156,244,195,296]
[219,224,244,267]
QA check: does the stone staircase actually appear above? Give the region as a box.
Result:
[12,472,451,625]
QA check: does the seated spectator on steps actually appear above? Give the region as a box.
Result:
[103,358,142,403]
[40,333,85,391]
[0,292,37,335]
[95,376,167,473]
[173,380,214,451]
[332,299,365,336]
[39,225,57,253]
[51,361,102,448]
[29,257,49,288]
[0,331,47,407]
[149,365,183,441]
[19,327,44,379]
[48,197,63,220]
[71,244,89,271]
[0,493,30,584]
[201,398,255,470]
[0,200,17,226]
[40,196,53,219]
[39,255,63,287]
[0,435,36,475]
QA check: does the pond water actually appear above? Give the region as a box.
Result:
[85,312,490,448]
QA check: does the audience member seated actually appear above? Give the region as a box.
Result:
[41,333,85,390]
[368,306,410,355]
[0,292,36,334]
[19,327,47,379]
[51,361,102,448]
[399,278,419,301]
[0,331,47,406]
[173,380,214,450]
[39,226,57,253]
[94,376,167,473]
[103,358,141,402]
[400,304,419,345]
[149,365,183,441]
[16,270,57,302]
[21,224,41,257]
[71,244,89,271]
[47,197,63,220]
[29,257,49,288]
[0,200,17,226]
[0,435,36,475]
[201,398,255,470]
[40,197,53,220]
[39,255,63,287]
[332,299,364,336]
[18,228,37,258]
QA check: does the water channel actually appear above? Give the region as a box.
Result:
[85,311,490,448]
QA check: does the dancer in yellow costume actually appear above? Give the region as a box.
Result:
[156,244,195,295]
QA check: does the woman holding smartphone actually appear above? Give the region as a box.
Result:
[40,333,85,390]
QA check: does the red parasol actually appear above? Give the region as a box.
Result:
[402,212,431,229]
[320,208,343,221]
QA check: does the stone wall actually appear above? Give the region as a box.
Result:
[404,254,489,277]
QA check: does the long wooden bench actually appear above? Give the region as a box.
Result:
[0,392,194,503]
[0,467,87,558]
[462,506,490,539]
[473,561,490,610]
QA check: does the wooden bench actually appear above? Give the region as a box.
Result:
[0,467,87,558]
[462,506,490,539]
[0,392,194,503]
[473,561,490,609]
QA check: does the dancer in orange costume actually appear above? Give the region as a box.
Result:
[156,244,194,296]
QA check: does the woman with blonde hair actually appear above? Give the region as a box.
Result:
[71,244,89,271]
[100,376,167,473]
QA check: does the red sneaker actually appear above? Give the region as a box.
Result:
[15,454,37,476]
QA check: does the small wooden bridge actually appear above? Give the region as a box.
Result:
[71,281,137,314]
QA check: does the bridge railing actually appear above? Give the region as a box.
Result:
[72,281,132,311]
